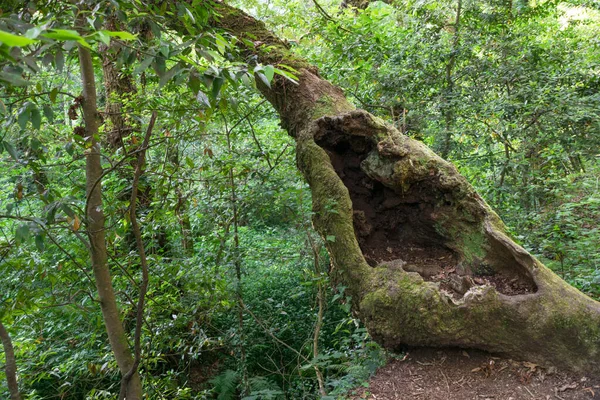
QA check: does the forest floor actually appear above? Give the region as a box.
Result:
[349,348,600,400]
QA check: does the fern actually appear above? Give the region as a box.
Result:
[209,369,239,400]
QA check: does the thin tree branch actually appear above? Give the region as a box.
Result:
[119,111,157,400]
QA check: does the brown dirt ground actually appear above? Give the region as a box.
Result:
[349,348,600,400]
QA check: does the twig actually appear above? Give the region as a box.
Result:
[312,0,352,33]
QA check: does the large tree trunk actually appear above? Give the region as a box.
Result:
[209,2,600,374]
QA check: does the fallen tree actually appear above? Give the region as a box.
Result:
[206,1,600,374]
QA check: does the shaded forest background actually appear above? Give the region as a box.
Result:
[1,0,599,398]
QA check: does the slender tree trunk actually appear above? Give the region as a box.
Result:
[199,2,600,375]
[77,41,142,399]
[0,322,20,400]
[119,112,156,400]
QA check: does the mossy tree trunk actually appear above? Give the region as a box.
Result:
[209,2,600,374]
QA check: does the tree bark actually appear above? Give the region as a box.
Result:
[100,15,138,151]
[0,321,21,400]
[207,2,600,374]
[77,42,143,398]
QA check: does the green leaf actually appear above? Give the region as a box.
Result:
[25,27,43,39]
[35,234,45,252]
[17,107,30,129]
[159,64,181,87]
[43,104,54,123]
[3,141,19,161]
[215,33,228,54]
[274,67,298,84]
[0,30,36,47]
[54,50,65,71]
[43,29,90,48]
[196,90,211,107]
[94,31,111,45]
[15,224,30,244]
[263,65,275,83]
[153,56,166,76]
[188,73,201,94]
[255,71,271,88]
[133,56,154,75]
[49,88,58,103]
[211,76,225,98]
[31,107,42,129]
[326,235,336,242]
[60,204,75,218]
[0,72,31,86]
[43,29,82,41]
[101,30,137,41]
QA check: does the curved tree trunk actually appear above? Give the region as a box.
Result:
[209,2,600,374]
[0,321,21,400]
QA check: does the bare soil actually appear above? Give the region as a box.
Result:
[349,348,600,400]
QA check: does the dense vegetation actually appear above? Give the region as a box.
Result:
[1,0,599,398]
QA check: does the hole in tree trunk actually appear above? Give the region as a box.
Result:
[314,114,537,298]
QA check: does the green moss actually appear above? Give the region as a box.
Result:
[296,136,372,297]
[311,95,353,121]
[461,230,486,262]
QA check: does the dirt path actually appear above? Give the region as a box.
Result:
[350,348,600,399]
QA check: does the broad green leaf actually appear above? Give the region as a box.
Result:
[0,72,31,86]
[101,30,137,40]
[188,73,201,94]
[42,29,82,41]
[35,234,45,252]
[274,67,298,84]
[15,224,30,244]
[43,29,90,48]
[3,141,19,161]
[31,107,42,130]
[17,107,30,129]
[211,76,225,98]
[49,88,58,103]
[94,31,111,45]
[43,104,54,123]
[153,56,166,76]
[215,33,228,54]
[60,204,75,218]
[25,27,43,39]
[54,50,65,71]
[255,71,271,88]
[263,65,275,83]
[0,30,35,47]
[159,64,181,87]
[196,90,210,107]
[133,56,154,75]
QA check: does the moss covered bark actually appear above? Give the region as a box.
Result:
[207,2,600,374]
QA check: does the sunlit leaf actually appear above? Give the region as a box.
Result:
[101,30,137,40]
[0,30,36,47]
